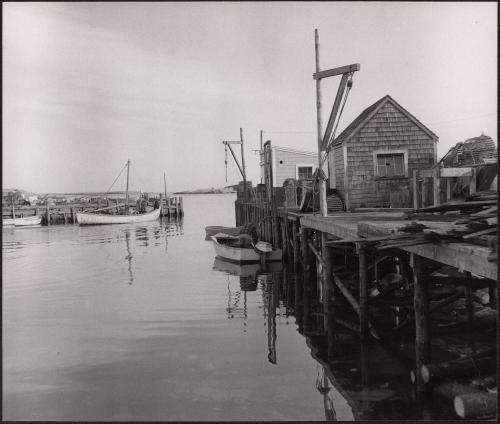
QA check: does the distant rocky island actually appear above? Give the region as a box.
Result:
[174,186,236,194]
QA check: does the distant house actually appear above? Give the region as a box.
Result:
[328,95,438,210]
[260,146,324,187]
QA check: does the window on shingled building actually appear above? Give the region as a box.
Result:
[375,153,405,178]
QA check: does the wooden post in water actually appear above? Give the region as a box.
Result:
[46,204,50,226]
[179,196,183,217]
[321,232,333,331]
[292,220,300,265]
[412,253,430,393]
[71,207,76,224]
[12,203,15,219]
[357,243,369,337]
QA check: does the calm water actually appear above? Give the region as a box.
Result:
[3,194,354,421]
[4,193,462,421]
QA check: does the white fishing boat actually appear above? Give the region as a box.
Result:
[211,234,282,263]
[77,208,161,225]
[3,215,42,227]
[77,160,161,226]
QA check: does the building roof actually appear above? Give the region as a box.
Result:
[330,95,438,149]
[271,145,317,157]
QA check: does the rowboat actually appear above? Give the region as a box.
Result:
[205,225,243,239]
[213,257,283,276]
[77,208,161,225]
[211,235,282,263]
[77,160,161,226]
[3,215,42,227]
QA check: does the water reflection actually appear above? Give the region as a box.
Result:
[124,229,134,285]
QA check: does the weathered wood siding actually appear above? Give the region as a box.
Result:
[274,149,317,186]
[344,102,436,209]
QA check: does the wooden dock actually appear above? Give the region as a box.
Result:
[234,185,497,418]
[2,196,183,225]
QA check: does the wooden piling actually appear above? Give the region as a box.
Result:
[358,243,369,336]
[412,253,430,393]
[72,208,76,224]
[292,220,300,265]
[46,204,50,226]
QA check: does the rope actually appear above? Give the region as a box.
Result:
[105,162,128,194]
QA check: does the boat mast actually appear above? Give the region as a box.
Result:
[125,160,130,215]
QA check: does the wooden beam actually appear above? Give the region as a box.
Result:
[313,63,360,80]
[413,169,419,209]
[308,241,326,268]
[433,167,441,206]
[440,167,473,178]
[322,73,349,150]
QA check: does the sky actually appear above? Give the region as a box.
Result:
[2,2,497,193]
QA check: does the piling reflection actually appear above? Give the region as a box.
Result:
[211,255,449,420]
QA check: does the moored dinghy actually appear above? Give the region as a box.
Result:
[205,225,243,239]
[211,234,282,263]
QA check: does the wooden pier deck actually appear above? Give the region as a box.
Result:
[235,194,497,418]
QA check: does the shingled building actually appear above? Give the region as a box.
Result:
[328,95,438,210]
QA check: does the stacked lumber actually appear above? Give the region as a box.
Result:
[369,199,499,260]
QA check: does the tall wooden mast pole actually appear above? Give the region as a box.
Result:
[315,29,328,217]
[164,172,168,208]
[125,160,130,215]
[240,127,247,201]
[260,130,263,184]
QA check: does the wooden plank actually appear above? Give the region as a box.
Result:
[358,221,497,280]
[440,167,473,178]
[312,63,360,80]
[462,227,497,240]
[322,73,349,150]
[416,200,497,213]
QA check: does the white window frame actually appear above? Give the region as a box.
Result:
[295,163,315,181]
[373,149,408,179]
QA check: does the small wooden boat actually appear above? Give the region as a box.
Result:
[77,208,161,225]
[77,160,161,226]
[212,257,283,277]
[3,216,41,227]
[211,235,282,263]
[205,225,243,239]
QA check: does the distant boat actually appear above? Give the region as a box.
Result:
[77,160,161,226]
[3,215,41,227]
[205,225,243,239]
[76,208,161,225]
[211,234,282,263]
